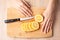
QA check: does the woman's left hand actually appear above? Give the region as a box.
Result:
[41,10,54,33]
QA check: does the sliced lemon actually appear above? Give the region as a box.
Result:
[21,23,29,32]
[31,22,39,31]
[21,23,26,31]
[21,22,39,32]
[35,14,43,22]
[28,22,34,31]
[26,23,30,31]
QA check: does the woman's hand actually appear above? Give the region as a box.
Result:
[41,10,54,33]
[41,0,57,34]
[16,0,33,17]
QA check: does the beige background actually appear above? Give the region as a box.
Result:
[0,0,60,40]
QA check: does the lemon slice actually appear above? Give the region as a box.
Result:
[21,23,29,32]
[35,14,43,22]
[31,22,39,31]
[26,23,30,31]
[28,22,34,31]
[21,23,26,31]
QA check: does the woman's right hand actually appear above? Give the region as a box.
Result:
[16,0,33,17]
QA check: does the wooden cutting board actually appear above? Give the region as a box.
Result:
[7,7,52,38]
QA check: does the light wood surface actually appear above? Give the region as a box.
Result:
[7,7,52,38]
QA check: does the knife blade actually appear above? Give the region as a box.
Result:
[4,16,34,23]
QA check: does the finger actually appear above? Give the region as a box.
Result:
[41,18,48,32]
[19,0,32,16]
[17,1,32,17]
[17,3,31,17]
[21,5,32,16]
[47,15,54,33]
[21,0,33,16]
[18,7,29,17]
[44,18,50,33]
[21,0,31,8]
[20,6,31,17]
[50,19,53,30]
[43,15,51,33]
[16,1,28,17]
[46,20,52,33]
[18,0,32,13]
[16,4,29,17]
[49,15,54,30]
[47,20,53,33]
[18,0,32,14]
[47,23,52,32]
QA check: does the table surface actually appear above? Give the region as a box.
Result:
[0,0,60,40]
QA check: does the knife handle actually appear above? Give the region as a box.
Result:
[5,18,20,23]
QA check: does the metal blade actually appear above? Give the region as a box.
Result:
[20,16,34,21]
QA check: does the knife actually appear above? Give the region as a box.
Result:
[5,16,34,23]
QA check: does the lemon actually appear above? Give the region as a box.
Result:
[21,23,26,31]
[21,23,29,32]
[31,22,39,30]
[28,22,33,31]
[35,14,43,22]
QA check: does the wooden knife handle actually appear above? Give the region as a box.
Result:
[4,18,20,23]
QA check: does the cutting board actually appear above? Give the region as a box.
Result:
[7,0,52,38]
